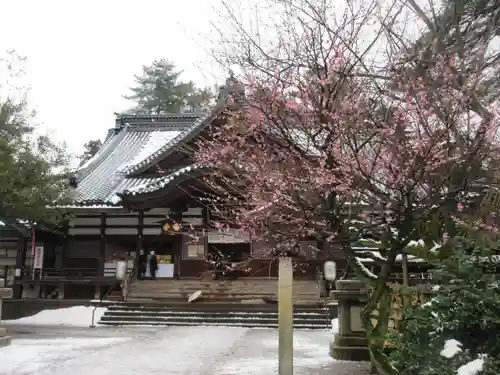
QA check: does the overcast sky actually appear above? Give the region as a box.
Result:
[0,0,226,158]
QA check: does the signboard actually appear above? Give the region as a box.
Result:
[33,246,44,269]
[207,230,250,244]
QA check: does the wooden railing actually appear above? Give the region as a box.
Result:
[23,268,101,279]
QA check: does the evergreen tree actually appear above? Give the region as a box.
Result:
[79,139,102,166]
[0,52,70,224]
[389,229,500,375]
[124,59,214,114]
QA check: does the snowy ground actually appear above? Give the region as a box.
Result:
[0,307,370,375]
[2,305,107,327]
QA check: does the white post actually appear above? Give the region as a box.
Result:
[278,257,293,375]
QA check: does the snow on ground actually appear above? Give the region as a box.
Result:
[0,326,337,375]
[0,337,130,374]
[1,306,106,327]
[331,318,339,333]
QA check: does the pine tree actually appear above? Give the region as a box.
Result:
[79,139,102,166]
[0,51,70,224]
[124,59,214,114]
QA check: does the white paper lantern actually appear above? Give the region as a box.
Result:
[323,261,337,281]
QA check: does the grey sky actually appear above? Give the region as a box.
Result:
[0,0,226,157]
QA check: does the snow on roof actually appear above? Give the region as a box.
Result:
[355,250,426,263]
[54,204,124,209]
[122,163,212,196]
[121,111,218,176]
[72,116,204,206]
[117,129,182,173]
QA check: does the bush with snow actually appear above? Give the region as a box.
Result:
[388,235,500,375]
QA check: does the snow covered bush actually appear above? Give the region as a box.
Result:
[388,235,500,375]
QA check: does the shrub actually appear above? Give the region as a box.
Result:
[388,235,500,375]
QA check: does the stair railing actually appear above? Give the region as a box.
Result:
[89,265,137,328]
[124,265,137,301]
[90,282,119,328]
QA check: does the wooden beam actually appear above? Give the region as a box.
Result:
[136,210,144,277]
[99,214,106,277]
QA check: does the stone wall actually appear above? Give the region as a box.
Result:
[0,278,13,348]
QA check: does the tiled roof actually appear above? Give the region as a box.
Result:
[121,107,224,176]
[121,163,213,196]
[73,114,206,206]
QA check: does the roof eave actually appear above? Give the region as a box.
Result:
[120,165,213,199]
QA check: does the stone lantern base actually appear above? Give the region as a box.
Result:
[330,279,370,361]
[0,278,13,348]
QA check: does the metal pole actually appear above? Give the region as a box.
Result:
[278,257,293,375]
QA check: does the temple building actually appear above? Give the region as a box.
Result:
[6,81,338,300]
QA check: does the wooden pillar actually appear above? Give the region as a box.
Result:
[13,237,26,299]
[136,211,144,277]
[96,213,106,299]
[59,226,69,299]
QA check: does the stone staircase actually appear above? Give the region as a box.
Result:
[126,278,321,303]
[95,278,335,329]
[97,301,336,329]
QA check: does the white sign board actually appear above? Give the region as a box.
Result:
[207,230,250,244]
[33,246,44,269]
[323,261,337,281]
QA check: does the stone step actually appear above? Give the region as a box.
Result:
[129,286,318,291]
[103,310,328,318]
[96,300,336,330]
[99,316,328,327]
[130,287,318,293]
[134,280,317,288]
[98,320,328,329]
[101,312,331,324]
[133,282,317,289]
[126,296,322,305]
[106,303,331,312]
[128,292,317,298]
